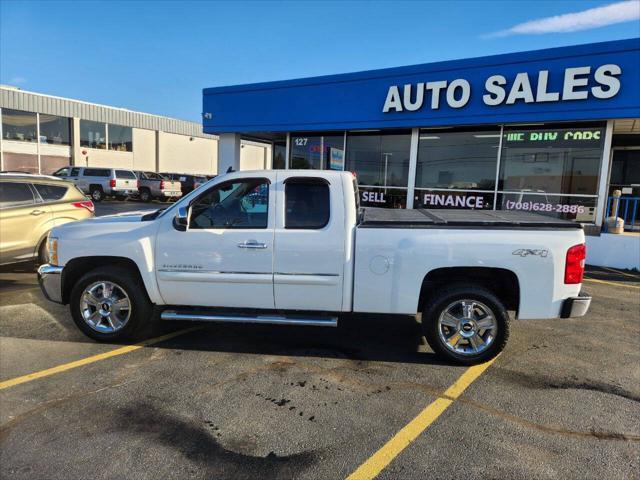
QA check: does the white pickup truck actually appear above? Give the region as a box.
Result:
[38,170,591,364]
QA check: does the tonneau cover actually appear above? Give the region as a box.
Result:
[358,208,582,229]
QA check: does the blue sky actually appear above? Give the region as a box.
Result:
[1,0,638,122]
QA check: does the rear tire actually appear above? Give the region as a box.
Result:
[139,189,151,202]
[90,187,104,202]
[69,266,153,342]
[422,284,509,365]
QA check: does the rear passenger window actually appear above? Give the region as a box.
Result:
[84,168,110,177]
[115,170,136,179]
[285,179,330,229]
[33,184,68,202]
[0,182,35,208]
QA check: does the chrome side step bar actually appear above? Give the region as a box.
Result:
[160,310,338,327]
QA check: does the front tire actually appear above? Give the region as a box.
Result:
[69,266,153,341]
[422,284,509,365]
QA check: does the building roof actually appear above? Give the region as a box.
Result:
[0,86,217,140]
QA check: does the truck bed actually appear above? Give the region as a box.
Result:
[358,208,583,229]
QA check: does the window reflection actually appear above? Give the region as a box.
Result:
[2,109,37,142]
[39,114,71,145]
[290,133,343,169]
[108,124,132,151]
[346,131,410,187]
[499,125,604,195]
[273,142,286,169]
[416,129,500,190]
[80,120,106,149]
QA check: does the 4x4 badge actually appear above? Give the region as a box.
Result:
[512,249,548,257]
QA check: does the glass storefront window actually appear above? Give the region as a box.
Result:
[359,186,407,208]
[108,124,132,151]
[2,109,37,142]
[498,193,597,222]
[414,190,494,210]
[499,124,605,196]
[609,149,640,196]
[416,129,500,190]
[290,133,343,169]
[80,120,106,149]
[39,114,71,145]
[346,130,411,187]
[273,142,286,169]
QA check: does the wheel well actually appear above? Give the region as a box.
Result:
[89,184,103,191]
[34,232,49,258]
[418,267,520,313]
[61,256,143,304]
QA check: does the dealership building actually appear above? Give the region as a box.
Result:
[204,38,640,269]
[0,85,222,177]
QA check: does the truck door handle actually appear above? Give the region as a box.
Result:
[30,209,46,216]
[237,240,267,249]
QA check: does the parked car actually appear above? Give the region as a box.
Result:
[161,173,208,196]
[37,170,591,365]
[52,167,138,202]
[0,173,94,265]
[133,171,182,202]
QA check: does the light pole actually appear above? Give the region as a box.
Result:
[382,152,393,191]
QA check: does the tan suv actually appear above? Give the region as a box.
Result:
[0,174,94,265]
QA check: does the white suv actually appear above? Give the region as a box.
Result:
[53,167,139,202]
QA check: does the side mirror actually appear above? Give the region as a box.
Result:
[174,206,189,231]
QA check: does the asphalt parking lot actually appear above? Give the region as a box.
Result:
[0,200,639,479]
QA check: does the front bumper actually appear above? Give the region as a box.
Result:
[37,264,64,304]
[560,292,592,318]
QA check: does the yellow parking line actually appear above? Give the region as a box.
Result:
[583,277,640,290]
[346,356,498,480]
[0,327,200,390]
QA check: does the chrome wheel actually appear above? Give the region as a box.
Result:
[91,189,103,202]
[437,299,497,356]
[80,281,131,333]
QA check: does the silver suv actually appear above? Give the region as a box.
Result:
[52,167,139,202]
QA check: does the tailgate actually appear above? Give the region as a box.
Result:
[167,181,181,191]
[117,178,137,189]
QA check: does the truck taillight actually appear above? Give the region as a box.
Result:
[565,243,586,284]
[72,200,95,213]
[109,179,116,188]
[160,180,165,189]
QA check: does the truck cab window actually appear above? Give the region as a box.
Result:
[189,178,269,229]
[285,179,330,229]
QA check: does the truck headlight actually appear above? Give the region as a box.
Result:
[47,236,59,265]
